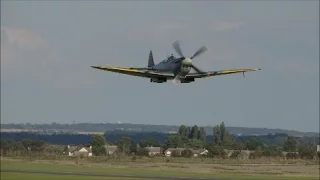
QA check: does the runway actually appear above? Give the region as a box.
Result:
[1,169,223,180]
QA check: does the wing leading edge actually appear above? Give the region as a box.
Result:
[187,68,261,78]
[90,66,174,78]
[90,66,261,79]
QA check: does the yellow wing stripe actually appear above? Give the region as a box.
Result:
[91,66,140,73]
[218,68,261,74]
[188,68,261,78]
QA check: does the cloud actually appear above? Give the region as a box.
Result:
[1,27,48,68]
[209,21,245,31]
[1,27,46,48]
[1,27,96,89]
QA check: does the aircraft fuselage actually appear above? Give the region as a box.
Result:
[150,55,192,78]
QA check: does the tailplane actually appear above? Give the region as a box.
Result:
[148,50,155,67]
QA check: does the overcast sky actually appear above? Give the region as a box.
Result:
[1,1,319,132]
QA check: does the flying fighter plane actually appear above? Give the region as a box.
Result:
[91,41,261,83]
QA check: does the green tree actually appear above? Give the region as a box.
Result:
[130,140,138,155]
[181,136,189,148]
[199,127,206,143]
[145,138,160,147]
[187,139,204,149]
[1,139,15,155]
[245,137,263,150]
[90,134,106,156]
[220,122,226,143]
[117,136,131,155]
[187,127,191,138]
[206,144,226,158]
[139,140,147,148]
[178,125,188,137]
[283,136,297,152]
[90,134,106,147]
[165,135,182,149]
[191,125,199,139]
[232,142,246,150]
[213,125,222,145]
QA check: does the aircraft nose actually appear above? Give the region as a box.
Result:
[182,58,192,65]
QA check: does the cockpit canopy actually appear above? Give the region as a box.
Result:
[168,54,174,60]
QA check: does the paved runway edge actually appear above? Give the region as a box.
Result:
[1,169,223,180]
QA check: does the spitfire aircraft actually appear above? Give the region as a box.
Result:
[91,41,261,83]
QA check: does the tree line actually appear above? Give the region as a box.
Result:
[2,122,318,137]
[87,122,319,160]
[1,121,319,160]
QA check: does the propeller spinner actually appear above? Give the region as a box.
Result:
[172,40,207,83]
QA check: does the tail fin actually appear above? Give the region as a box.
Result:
[148,50,155,67]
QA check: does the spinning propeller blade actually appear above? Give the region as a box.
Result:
[191,46,207,59]
[171,40,207,83]
[172,40,184,58]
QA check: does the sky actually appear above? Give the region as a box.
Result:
[1,1,319,132]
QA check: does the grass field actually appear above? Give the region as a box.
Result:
[1,157,319,180]
[1,173,147,180]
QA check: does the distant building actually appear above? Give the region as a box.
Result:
[191,149,208,157]
[317,145,320,152]
[164,148,208,157]
[145,147,161,156]
[67,145,92,157]
[104,145,118,155]
[164,148,186,157]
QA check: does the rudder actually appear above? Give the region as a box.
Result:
[148,50,155,67]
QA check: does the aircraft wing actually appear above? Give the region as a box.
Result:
[90,66,175,78]
[186,68,261,78]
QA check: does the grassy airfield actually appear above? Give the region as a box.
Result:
[1,157,319,180]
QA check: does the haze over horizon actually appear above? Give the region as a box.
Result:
[1,1,319,132]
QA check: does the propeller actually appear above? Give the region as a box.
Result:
[172,40,184,57]
[172,41,207,83]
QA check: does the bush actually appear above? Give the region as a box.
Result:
[206,144,225,158]
[230,150,240,158]
[286,152,298,159]
[298,146,316,160]
[262,146,282,157]
[181,149,193,158]
[136,147,149,156]
[249,146,263,159]
[171,150,180,157]
[131,156,137,161]
[92,146,106,156]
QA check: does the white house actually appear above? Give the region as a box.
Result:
[164,148,208,157]
[192,149,208,157]
[104,145,118,155]
[164,148,185,156]
[145,147,161,156]
[68,145,92,157]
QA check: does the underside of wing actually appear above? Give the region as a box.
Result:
[90,66,174,78]
[187,68,261,78]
